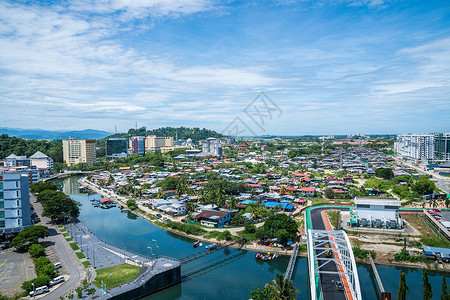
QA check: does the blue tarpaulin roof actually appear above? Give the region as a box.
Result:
[422,246,450,258]
[240,199,257,205]
[264,202,294,210]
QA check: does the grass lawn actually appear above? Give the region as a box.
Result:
[63,233,70,237]
[69,243,79,250]
[93,264,141,289]
[60,229,67,232]
[66,238,73,242]
[57,225,63,228]
[82,261,91,268]
[312,198,330,205]
[76,252,86,259]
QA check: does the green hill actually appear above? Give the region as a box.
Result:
[106,126,224,143]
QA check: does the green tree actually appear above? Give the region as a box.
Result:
[22,275,51,293]
[127,199,137,210]
[41,192,80,222]
[265,273,299,300]
[249,286,273,300]
[397,272,408,300]
[423,270,433,300]
[412,178,436,196]
[28,244,45,258]
[325,188,335,199]
[375,168,394,180]
[441,275,449,300]
[11,226,49,251]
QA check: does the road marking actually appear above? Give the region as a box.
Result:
[0,260,6,269]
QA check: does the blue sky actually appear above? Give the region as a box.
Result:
[1,0,449,135]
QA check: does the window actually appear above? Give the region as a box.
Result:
[17,209,20,216]
[0,191,3,199]
[18,219,20,226]
[0,211,4,218]
[16,181,18,188]
[0,202,3,209]
[385,206,398,210]
[16,191,19,197]
[357,204,370,209]
[0,221,4,228]
[17,200,19,207]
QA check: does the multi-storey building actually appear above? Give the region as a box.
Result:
[435,133,450,162]
[4,154,31,167]
[201,138,223,157]
[145,136,174,152]
[0,172,32,233]
[396,134,435,161]
[105,138,128,158]
[29,151,54,169]
[63,139,96,166]
[129,137,146,157]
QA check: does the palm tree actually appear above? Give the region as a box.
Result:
[265,273,299,299]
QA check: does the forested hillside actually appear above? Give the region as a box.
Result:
[107,126,224,143]
[0,134,63,162]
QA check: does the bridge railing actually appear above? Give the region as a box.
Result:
[307,229,362,300]
[284,242,299,280]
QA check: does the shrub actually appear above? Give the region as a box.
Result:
[22,275,51,293]
[217,230,232,241]
[69,243,79,250]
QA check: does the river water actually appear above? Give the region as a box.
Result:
[61,177,448,299]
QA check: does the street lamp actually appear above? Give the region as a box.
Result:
[109,273,112,290]
[32,283,35,300]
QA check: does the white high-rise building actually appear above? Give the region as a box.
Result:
[0,172,32,234]
[396,134,435,160]
[63,139,96,166]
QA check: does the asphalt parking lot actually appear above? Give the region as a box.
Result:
[439,211,450,222]
[0,248,36,297]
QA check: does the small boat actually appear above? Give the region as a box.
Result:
[205,244,217,250]
[199,243,203,247]
[272,253,278,259]
[263,252,271,261]
[255,252,261,259]
[193,241,200,248]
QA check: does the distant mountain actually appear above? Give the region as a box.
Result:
[0,127,112,140]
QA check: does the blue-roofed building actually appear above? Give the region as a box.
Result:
[240,199,257,205]
[422,246,450,262]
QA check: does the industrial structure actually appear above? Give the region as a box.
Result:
[350,197,402,229]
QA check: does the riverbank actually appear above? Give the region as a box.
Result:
[77,178,299,257]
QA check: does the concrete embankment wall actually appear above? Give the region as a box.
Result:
[108,264,181,300]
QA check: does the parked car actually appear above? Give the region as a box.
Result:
[156,214,162,219]
[53,262,62,269]
[49,275,65,286]
[29,286,49,297]
[334,280,344,291]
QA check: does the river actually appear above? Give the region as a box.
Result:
[61,177,448,299]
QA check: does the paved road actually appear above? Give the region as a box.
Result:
[32,194,87,300]
[310,207,347,300]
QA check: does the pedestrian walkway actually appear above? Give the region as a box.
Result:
[66,220,154,270]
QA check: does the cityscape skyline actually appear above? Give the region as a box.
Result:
[1,0,449,135]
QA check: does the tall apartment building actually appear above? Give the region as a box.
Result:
[0,172,32,233]
[145,136,174,152]
[397,133,450,162]
[396,134,435,161]
[63,139,96,166]
[435,133,450,162]
[105,138,128,158]
[129,137,146,157]
[201,138,223,157]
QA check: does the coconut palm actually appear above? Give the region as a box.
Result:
[265,273,299,299]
